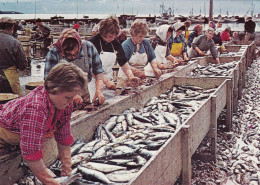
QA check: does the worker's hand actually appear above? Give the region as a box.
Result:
[105,80,116,90]
[58,144,72,177]
[157,62,165,70]
[128,77,141,88]
[183,56,189,61]
[154,68,162,79]
[131,67,146,79]
[93,80,105,105]
[92,90,105,105]
[198,51,205,56]
[73,95,83,105]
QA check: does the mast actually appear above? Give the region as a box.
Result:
[209,0,213,21]
[34,0,36,19]
[204,2,206,17]
[77,0,78,19]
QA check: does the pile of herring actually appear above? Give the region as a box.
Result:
[190,61,237,77]
[16,84,217,184]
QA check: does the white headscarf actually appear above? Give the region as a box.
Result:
[156,24,170,42]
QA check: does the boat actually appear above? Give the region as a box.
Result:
[0,10,23,14]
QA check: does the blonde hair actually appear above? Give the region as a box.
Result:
[207,27,215,33]
[99,15,120,36]
[44,61,88,94]
[129,19,149,36]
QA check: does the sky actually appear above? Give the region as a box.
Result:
[0,0,259,17]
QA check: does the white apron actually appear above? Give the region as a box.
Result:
[117,44,148,87]
[89,41,117,101]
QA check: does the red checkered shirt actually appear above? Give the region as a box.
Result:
[0,86,74,161]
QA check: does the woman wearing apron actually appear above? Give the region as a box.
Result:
[88,16,139,97]
[44,28,105,105]
[188,28,220,64]
[169,22,189,62]
[0,62,88,184]
[150,24,181,72]
[118,19,162,86]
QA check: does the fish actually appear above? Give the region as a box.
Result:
[106,170,139,183]
[77,166,112,184]
[133,113,151,123]
[104,116,118,131]
[80,161,127,173]
[54,173,82,185]
[71,153,92,166]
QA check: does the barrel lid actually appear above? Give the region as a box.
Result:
[25,81,44,90]
[0,93,19,101]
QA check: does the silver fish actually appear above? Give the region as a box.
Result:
[77,166,112,184]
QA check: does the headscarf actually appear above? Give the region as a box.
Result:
[53,28,82,60]
[156,24,170,42]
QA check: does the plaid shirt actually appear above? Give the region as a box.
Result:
[0,86,74,161]
[44,40,104,81]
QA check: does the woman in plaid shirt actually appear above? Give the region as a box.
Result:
[0,62,88,184]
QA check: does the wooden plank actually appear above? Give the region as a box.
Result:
[238,61,243,99]
[181,125,191,185]
[226,79,233,131]
[241,56,246,88]
[131,128,183,185]
[210,95,217,161]
[214,80,228,117]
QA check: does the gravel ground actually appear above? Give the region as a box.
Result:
[190,58,260,184]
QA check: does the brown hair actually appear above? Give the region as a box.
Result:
[99,15,120,37]
[129,19,149,36]
[45,61,88,94]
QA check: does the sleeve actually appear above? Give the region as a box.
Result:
[210,41,218,60]
[54,104,74,146]
[19,103,48,161]
[44,49,59,79]
[144,39,156,63]
[122,40,133,61]
[14,41,27,71]
[89,42,104,76]
[191,35,202,49]
[114,39,127,67]
[187,33,194,47]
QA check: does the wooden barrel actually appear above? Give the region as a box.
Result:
[0,93,19,104]
[25,81,44,95]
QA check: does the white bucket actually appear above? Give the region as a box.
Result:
[31,58,45,77]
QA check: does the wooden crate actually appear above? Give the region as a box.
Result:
[175,56,242,114]
[0,71,229,185]
[231,40,256,68]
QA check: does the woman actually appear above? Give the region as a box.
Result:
[0,62,88,184]
[118,19,162,85]
[44,28,105,105]
[169,22,189,61]
[188,27,220,64]
[88,16,139,92]
[187,24,203,48]
[221,26,231,42]
[184,20,191,43]
[150,24,180,70]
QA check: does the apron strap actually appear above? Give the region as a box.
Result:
[99,39,117,54]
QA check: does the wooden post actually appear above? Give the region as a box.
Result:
[233,69,239,113]
[209,0,213,21]
[242,57,246,88]
[238,62,243,99]
[181,125,191,185]
[210,95,217,161]
[226,79,233,131]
